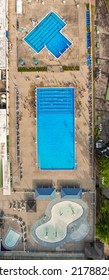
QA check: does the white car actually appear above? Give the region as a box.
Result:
[99,123,102,132]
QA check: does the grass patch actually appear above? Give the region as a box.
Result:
[96,198,109,244]
[18,66,47,72]
[97,156,109,187]
[87,48,91,54]
[96,188,103,221]
[18,65,80,72]
[7,135,9,155]
[94,126,100,141]
[63,65,80,71]
[10,162,12,188]
[87,26,90,32]
[86,3,90,10]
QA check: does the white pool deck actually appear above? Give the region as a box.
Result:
[0,0,6,68]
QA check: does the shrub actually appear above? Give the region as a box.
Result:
[18,66,47,72]
[63,65,80,71]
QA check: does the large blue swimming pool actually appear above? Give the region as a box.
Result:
[24,12,72,58]
[36,88,75,170]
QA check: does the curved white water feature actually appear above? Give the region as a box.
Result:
[36,201,83,243]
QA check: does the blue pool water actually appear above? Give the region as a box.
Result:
[2,228,21,250]
[36,88,75,169]
[24,12,72,58]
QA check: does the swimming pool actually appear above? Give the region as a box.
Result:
[24,11,72,58]
[36,87,75,169]
[2,227,21,250]
[30,199,89,247]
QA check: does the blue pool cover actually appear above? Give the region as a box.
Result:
[24,12,72,58]
[36,88,75,170]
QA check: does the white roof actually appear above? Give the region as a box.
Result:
[3,159,11,195]
[0,109,7,159]
[16,0,22,14]
[0,109,11,195]
[0,0,6,68]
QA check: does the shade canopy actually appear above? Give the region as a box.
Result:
[26,200,36,212]
[35,188,56,199]
[61,188,82,199]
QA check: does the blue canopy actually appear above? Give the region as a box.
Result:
[86,54,91,66]
[86,11,90,27]
[61,188,82,199]
[6,30,8,39]
[35,188,56,199]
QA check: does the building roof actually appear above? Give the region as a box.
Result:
[61,188,82,198]
[35,188,56,199]
[16,0,22,14]
[0,0,6,68]
[26,200,36,212]
[0,109,7,160]
[0,109,10,195]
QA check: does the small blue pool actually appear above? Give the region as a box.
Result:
[36,88,75,170]
[2,227,21,250]
[24,12,72,58]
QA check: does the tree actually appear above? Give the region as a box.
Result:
[98,156,109,187]
[96,200,109,244]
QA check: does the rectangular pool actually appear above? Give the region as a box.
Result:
[36,88,75,170]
